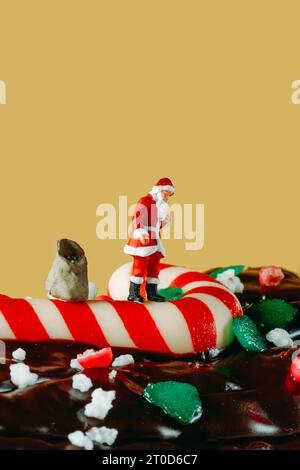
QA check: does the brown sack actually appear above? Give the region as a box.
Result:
[46,239,89,301]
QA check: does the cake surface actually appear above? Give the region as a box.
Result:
[1,266,300,450]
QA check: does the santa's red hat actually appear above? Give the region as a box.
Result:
[152,177,175,194]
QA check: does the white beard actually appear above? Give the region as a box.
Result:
[158,200,169,221]
[149,189,169,222]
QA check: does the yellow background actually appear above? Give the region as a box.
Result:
[0,0,299,297]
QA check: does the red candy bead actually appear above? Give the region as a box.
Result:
[291,356,300,382]
[258,265,284,287]
[78,347,113,369]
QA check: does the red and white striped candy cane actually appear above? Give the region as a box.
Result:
[107,262,243,353]
[0,263,242,355]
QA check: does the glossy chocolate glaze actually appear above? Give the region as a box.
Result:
[206,266,300,307]
[1,267,300,450]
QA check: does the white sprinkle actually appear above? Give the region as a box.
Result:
[216,269,244,293]
[84,388,116,420]
[12,348,26,362]
[70,349,96,370]
[68,430,93,450]
[112,354,134,367]
[9,363,38,389]
[158,426,182,439]
[72,374,93,392]
[207,348,222,358]
[88,281,98,300]
[82,349,96,357]
[266,328,293,348]
[225,381,242,391]
[109,370,117,381]
[70,359,82,370]
[86,426,118,446]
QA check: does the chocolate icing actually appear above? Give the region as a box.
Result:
[206,266,300,306]
[1,267,300,450]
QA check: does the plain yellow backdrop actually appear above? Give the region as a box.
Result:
[0,0,300,297]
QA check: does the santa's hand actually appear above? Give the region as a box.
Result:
[140,234,149,245]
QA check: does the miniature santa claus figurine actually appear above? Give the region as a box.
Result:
[124,177,175,303]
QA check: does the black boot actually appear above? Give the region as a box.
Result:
[127,281,144,303]
[146,283,166,302]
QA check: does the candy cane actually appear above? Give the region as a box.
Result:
[107,262,242,353]
[0,263,242,355]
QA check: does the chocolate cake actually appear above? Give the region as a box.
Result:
[1,266,300,450]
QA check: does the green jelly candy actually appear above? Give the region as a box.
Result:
[249,298,298,329]
[210,265,245,279]
[157,287,184,300]
[143,381,202,424]
[233,315,267,352]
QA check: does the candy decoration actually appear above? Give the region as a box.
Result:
[249,298,297,329]
[215,269,244,294]
[78,347,113,369]
[210,265,245,279]
[0,262,242,355]
[143,381,202,424]
[232,315,267,352]
[265,328,293,348]
[291,356,300,382]
[258,266,285,287]
[88,281,98,300]
[157,287,184,301]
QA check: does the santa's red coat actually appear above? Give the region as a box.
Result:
[124,193,167,257]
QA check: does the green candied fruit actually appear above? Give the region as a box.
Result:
[233,315,267,352]
[143,381,202,424]
[249,298,298,329]
[157,287,184,300]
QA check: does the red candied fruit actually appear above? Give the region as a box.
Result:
[258,266,284,287]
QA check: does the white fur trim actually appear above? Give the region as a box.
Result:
[146,277,159,284]
[152,185,175,194]
[130,276,143,284]
[124,244,159,257]
[133,228,148,240]
[156,238,166,257]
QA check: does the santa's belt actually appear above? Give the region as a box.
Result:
[143,226,160,238]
